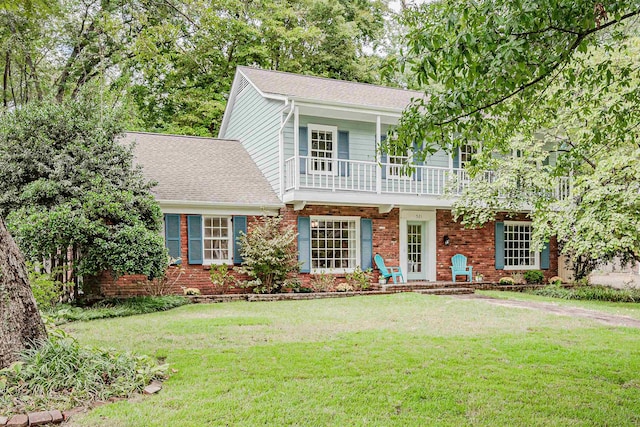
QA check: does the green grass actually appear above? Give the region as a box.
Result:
[46,296,190,324]
[62,293,640,426]
[479,290,640,320]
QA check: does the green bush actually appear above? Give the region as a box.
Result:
[209,263,236,292]
[310,272,336,292]
[499,277,515,285]
[345,267,373,291]
[523,270,544,284]
[235,216,300,294]
[532,284,640,303]
[28,265,62,310]
[47,296,190,324]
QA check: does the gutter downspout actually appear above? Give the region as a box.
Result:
[279,99,295,199]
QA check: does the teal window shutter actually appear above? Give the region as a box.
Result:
[298,217,311,273]
[164,214,181,264]
[495,222,505,270]
[338,130,349,177]
[233,216,247,265]
[360,218,373,270]
[541,242,550,270]
[187,215,203,264]
[299,126,308,174]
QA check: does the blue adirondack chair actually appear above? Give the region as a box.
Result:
[374,254,405,284]
[450,254,472,282]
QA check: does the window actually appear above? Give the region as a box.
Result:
[203,216,231,264]
[458,143,476,168]
[310,216,358,271]
[308,124,337,174]
[504,221,539,269]
[387,154,411,179]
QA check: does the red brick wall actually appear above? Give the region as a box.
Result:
[436,210,558,282]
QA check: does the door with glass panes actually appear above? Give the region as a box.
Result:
[407,221,426,281]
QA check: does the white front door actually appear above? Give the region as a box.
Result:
[407,221,426,281]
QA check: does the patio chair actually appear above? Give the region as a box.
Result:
[450,254,472,282]
[374,254,405,284]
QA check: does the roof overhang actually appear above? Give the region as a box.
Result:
[158,199,283,216]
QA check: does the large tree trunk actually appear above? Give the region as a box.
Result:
[0,216,47,369]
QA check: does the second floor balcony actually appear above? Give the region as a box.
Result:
[283,156,571,207]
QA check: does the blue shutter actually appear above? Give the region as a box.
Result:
[495,222,505,270]
[453,147,460,169]
[380,135,388,179]
[541,242,550,270]
[164,214,181,264]
[299,126,308,174]
[360,218,373,270]
[338,130,349,177]
[298,217,311,273]
[187,215,203,265]
[412,141,423,182]
[233,216,247,265]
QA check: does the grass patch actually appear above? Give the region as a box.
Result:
[531,284,640,303]
[47,296,190,324]
[60,293,640,426]
[0,334,166,416]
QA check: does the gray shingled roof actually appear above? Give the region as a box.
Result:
[239,66,423,111]
[123,132,282,207]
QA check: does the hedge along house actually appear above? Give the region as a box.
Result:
[217,67,561,285]
[98,132,282,297]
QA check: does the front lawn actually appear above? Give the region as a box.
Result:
[63,293,640,426]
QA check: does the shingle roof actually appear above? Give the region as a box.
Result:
[123,132,282,207]
[239,66,422,111]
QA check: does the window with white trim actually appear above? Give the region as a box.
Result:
[387,153,411,179]
[458,143,476,168]
[203,216,232,264]
[504,221,539,269]
[310,216,359,270]
[308,124,337,175]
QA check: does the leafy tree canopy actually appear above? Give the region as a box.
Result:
[392,1,640,276]
[0,97,167,289]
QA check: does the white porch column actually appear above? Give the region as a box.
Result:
[294,106,300,190]
[376,115,382,194]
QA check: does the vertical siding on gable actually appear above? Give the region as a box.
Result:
[223,84,285,196]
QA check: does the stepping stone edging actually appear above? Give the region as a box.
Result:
[0,383,162,426]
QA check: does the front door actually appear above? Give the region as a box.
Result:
[407,221,426,281]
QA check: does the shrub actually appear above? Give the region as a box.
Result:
[210,263,236,292]
[532,285,640,303]
[181,287,201,296]
[345,267,373,291]
[142,257,184,296]
[548,275,563,285]
[28,264,62,310]
[310,272,336,292]
[0,333,166,416]
[524,270,544,284]
[510,272,524,284]
[499,277,515,285]
[235,216,300,294]
[47,296,190,324]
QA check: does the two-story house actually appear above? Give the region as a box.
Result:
[99,67,559,297]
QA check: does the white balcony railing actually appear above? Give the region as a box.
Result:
[284,156,569,200]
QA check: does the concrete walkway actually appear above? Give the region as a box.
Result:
[455,294,640,328]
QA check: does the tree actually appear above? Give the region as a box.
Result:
[0,97,167,298]
[391,0,640,278]
[0,215,47,369]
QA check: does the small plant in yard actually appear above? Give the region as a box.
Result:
[0,331,167,416]
[345,267,373,291]
[524,270,544,284]
[209,263,236,292]
[548,275,563,285]
[499,277,515,285]
[310,271,336,292]
[335,282,355,292]
[533,284,640,303]
[235,215,300,294]
[510,272,525,284]
[181,287,201,296]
